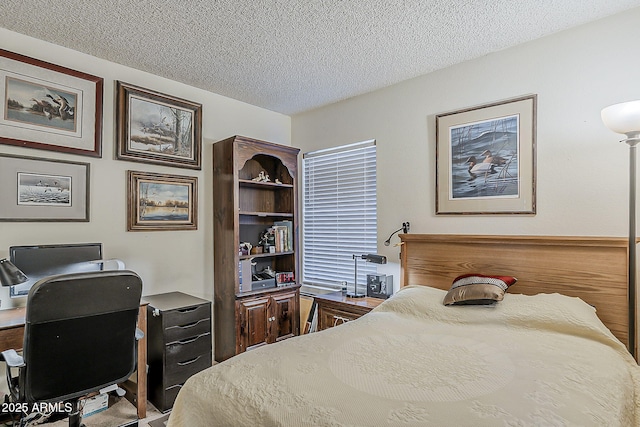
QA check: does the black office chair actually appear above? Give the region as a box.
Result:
[1,270,143,427]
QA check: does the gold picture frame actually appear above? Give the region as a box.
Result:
[127,171,197,231]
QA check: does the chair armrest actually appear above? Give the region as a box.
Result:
[135,328,144,340]
[0,349,25,368]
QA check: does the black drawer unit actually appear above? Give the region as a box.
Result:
[145,292,212,412]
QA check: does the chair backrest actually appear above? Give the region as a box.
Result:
[21,270,142,403]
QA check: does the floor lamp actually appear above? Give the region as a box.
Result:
[601,100,640,359]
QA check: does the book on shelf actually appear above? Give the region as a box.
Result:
[273,220,293,252]
[272,225,287,252]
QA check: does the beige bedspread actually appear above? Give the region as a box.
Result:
[168,285,640,426]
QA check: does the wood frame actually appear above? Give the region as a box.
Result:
[0,49,103,157]
[0,153,90,222]
[116,81,202,169]
[127,170,197,231]
[399,234,632,354]
[435,95,536,214]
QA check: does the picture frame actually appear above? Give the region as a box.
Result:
[116,81,202,169]
[0,153,90,221]
[0,49,103,157]
[435,95,537,215]
[127,170,198,231]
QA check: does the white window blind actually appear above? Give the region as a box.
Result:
[302,140,377,288]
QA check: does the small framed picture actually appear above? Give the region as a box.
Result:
[116,81,202,169]
[0,153,90,221]
[127,170,198,231]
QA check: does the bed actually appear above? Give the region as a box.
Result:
[168,234,640,426]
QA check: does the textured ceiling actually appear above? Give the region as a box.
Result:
[1,1,639,115]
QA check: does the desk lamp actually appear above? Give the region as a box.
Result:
[384,222,410,246]
[0,258,28,287]
[348,254,387,298]
[601,99,640,359]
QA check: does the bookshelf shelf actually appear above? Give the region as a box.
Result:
[239,251,295,260]
[239,211,294,218]
[239,179,294,189]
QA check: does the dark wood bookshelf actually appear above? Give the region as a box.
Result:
[213,135,300,362]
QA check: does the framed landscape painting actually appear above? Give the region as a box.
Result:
[116,81,202,169]
[0,49,103,157]
[0,153,90,221]
[435,95,537,215]
[127,171,198,231]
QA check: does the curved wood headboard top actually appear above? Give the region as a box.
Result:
[399,234,630,349]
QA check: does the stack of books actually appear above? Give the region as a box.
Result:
[271,220,293,252]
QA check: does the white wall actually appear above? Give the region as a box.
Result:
[292,8,640,284]
[0,28,291,307]
[3,7,640,303]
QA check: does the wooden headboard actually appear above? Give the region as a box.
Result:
[399,234,631,350]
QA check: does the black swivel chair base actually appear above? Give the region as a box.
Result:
[68,400,82,427]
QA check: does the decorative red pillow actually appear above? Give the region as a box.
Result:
[443,274,517,306]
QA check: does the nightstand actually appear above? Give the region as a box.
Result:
[314,292,383,331]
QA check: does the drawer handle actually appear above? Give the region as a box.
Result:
[173,318,208,329]
[176,333,208,345]
[177,355,202,366]
[177,307,199,313]
[166,384,183,391]
[333,315,350,326]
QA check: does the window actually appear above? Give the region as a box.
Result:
[302,140,377,289]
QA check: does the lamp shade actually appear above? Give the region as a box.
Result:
[362,254,387,264]
[0,258,28,286]
[601,100,640,137]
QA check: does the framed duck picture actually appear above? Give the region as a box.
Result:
[435,95,537,215]
[0,49,103,157]
[116,81,202,170]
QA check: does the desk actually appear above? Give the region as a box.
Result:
[0,303,148,419]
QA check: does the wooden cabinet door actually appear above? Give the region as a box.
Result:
[271,291,299,343]
[236,296,270,353]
